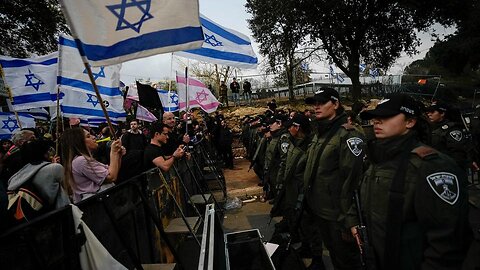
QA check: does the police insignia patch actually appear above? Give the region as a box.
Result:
[281,142,289,153]
[426,172,459,205]
[346,137,363,156]
[449,130,462,142]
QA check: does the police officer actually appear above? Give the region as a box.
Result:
[275,114,314,240]
[348,94,469,269]
[303,88,364,269]
[263,114,288,202]
[426,102,473,170]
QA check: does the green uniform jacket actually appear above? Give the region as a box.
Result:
[430,120,470,169]
[303,113,365,223]
[346,133,469,270]
[264,130,285,188]
[283,135,310,210]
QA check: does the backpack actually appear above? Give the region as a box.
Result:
[6,164,51,226]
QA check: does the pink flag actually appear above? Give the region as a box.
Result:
[136,104,158,122]
[176,74,220,113]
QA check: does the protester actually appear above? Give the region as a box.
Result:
[1,129,36,187]
[347,93,470,269]
[219,81,228,107]
[144,122,185,172]
[218,119,234,169]
[7,140,70,225]
[121,119,148,152]
[243,79,252,105]
[60,127,125,203]
[230,77,240,106]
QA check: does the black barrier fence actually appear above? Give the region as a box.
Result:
[0,138,226,270]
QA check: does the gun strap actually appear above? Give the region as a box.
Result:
[384,142,416,270]
[306,119,344,191]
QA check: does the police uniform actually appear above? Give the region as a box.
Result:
[303,113,365,269]
[264,127,286,198]
[430,120,470,169]
[346,94,470,270]
[348,133,469,270]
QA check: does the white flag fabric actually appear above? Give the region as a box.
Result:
[136,104,158,122]
[0,113,36,140]
[174,14,258,69]
[59,0,204,67]
[58,35,127,122]
[158,89,179,112]
[17,108,49,121]
[176,74,220,113]
[0,53,57,110]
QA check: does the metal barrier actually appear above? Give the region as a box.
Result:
[0,138,225,270]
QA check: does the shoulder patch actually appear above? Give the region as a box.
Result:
[346,137,363,156]
[426,172,459,205]
[280,134,290,154]
[449,130,462,142]
[412,146,437,159]
[280,141,290,154]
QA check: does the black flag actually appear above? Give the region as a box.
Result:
[136,81,162,108]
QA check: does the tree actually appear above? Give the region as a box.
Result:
[273,61,311,87]
[300,0,437,100]
[0,0,69,57]
[246,0,321,101]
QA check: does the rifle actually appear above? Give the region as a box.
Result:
[353,189,370,269]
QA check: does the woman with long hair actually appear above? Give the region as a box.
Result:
[60,127,125,203]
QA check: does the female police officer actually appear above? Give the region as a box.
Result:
[347,93,470,270]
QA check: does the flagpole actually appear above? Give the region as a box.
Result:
[82,62,117,140]
[0,65,22,129]
[55,85,61,155]
[184,66,189,135]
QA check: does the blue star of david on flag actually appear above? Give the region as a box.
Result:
[24,69,45,91]
[204,34,223,47]
[83,66,106,81]
[106,0,154,33]
[86,93,100,107]
[195,90,209,103]
[170,94,179,105]
[2,117,19,132]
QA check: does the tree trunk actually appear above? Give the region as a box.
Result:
[351,74,362,101]
[287,57,295,101]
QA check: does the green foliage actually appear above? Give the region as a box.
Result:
[273,62,311,87]
[300,0,436,100]
[246,0,319,100]
[0,0,69,57]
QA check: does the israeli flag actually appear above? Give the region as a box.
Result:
[58,35,127,122]
[59,0,204,67]
[369,68,379,79]
[17,108,49,121]
[336,74,345,83]
[329,65,335,77]
[359,64,366,73]
[158,89,179,112]
[0,53,58,110]
[0,112,36,139]
[174,14,258,69]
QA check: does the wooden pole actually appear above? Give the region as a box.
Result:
[82,62,117,140]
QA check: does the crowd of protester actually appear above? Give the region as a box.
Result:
[0,109,232,232]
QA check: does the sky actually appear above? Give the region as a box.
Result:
[119,0,453,85]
